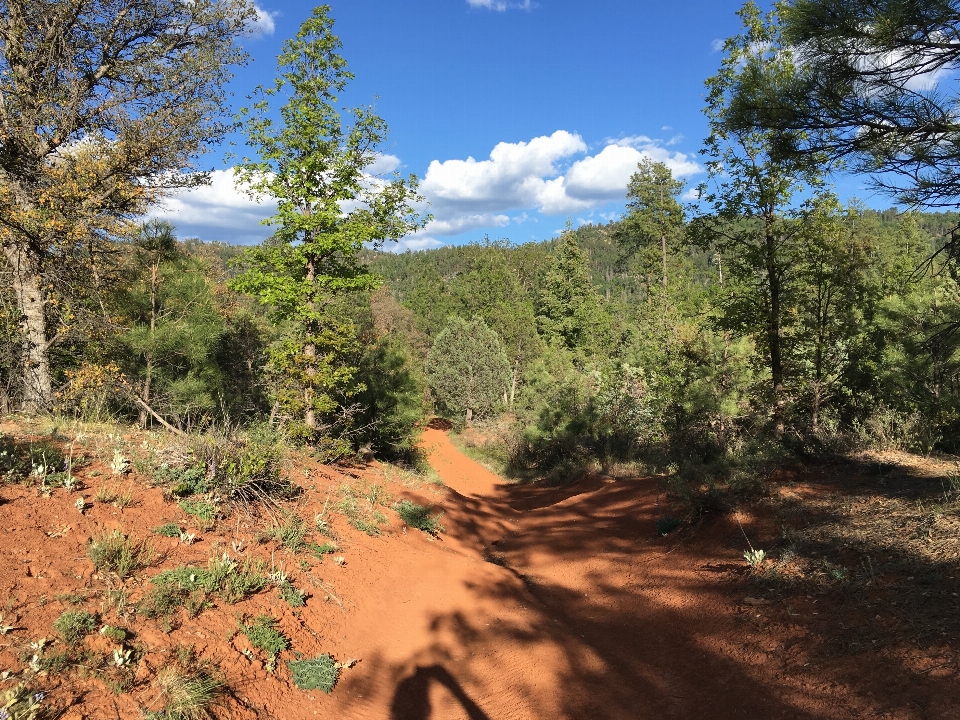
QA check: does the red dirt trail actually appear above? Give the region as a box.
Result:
[2,426,956,719]
[323,428,935,720]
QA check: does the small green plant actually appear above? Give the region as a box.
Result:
[0,434,65,484]
[288,654,339,693]
[154,463,209,497]
[110,449,130,475]
[739,519,766,571]
[307,541,337,558]
[139,584,184,625]
[240,615,288,672]
[1,683,45,720]
[95,485,119,503]
[178,498,217,522]
[337,482,390,536]
[149,554,268,606]
[743,548,766,569]
[655,516,681,536]
[100,625,129,643]
[145,653,223,720]
[53,610,97,645]
[393,500,444,535]
[113,485,135,509]
[154,523,183,538]
[88,531,154,578]
[55,592,86,605]
[278,581,307,608]
[260,513,308,553]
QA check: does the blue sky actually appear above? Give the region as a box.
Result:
[157,0,881,250]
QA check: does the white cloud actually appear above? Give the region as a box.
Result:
[388,236,444,253]
[149,169,276,244]
[467,0,533,10]
[427,213,510,236]
[368,154,402,176]
[420,131,702,223]
[711,38,725,52]
[422,130,587,213]
[249,5,277,36]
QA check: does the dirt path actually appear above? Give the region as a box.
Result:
[350,428,862,720]
[3,426,955,719]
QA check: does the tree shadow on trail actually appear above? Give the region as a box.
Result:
[390,664,490,720]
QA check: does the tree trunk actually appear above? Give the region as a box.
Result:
[509,362,518,410]
[140,262,159,427]
[304,254,318,431]
[764,216,784,435]
[3,243,52,413]
[661,231,668,289]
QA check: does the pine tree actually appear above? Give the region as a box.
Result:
[230,6,425,439]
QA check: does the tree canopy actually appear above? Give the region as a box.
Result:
[727,0,960,208]
[0,0,255,411]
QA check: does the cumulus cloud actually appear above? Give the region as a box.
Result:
[422,130,586,216]
[149,169,276,244]
[419,131,702,228]
[367,154,402,176]
[248,5,277,36]
[388,236,445,253]
[467,0,533,10]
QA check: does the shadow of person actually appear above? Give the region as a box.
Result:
[390,665,490,720]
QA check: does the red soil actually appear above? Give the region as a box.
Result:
[1,424,958,719]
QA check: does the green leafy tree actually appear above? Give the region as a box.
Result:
[0,0,254,412]
[427,316,510,424]
[696,1,825,430]
[119,245,227,431]
[231,6,424,439]
[353,335,427,460]
[130,220,180,426]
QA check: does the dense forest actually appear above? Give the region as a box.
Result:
[4,0,960,486]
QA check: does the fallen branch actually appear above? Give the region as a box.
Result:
[131,393,185,437]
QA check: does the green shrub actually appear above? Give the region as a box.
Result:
[100,625,128,643]
[138,584,185,623]
[278,581,307,608]
[288,654,339,693]
[150,555,268,605]
[337,482,390,536]
[88,531,154,578]
[0,434,65,483]
[154,464,209,497]
[194,425,298,504]
[153,522,183,538]
[145,658,223,720]
[393,500,444,535]
[240,615,287,671]
[1,683,45,720]
[178,498,217,522]
[53,610,97,645]
[261,513,308,553]
[307,541,337,558]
